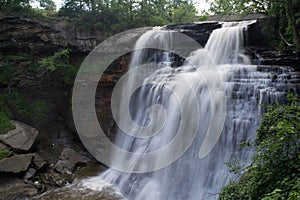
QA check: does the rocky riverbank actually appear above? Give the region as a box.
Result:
[0,120,105,199]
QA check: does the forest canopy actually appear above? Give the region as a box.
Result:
[0,0,299,52]
[0,0,198,30]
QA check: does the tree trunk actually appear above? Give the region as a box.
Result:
[286,0,300,55]
[91,0,96,12]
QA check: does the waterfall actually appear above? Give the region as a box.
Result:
[80,21,298,200]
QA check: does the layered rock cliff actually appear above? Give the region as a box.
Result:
[0,16,107,55]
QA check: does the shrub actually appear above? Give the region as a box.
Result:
[219,94,300,199]
[39,49,78,84]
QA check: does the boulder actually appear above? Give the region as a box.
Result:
[0,154,34,173]
[0,121,39,152]
[32,153,48,170]
[23,168,37,181]
[54,148,87,174]
[0,174,38,200]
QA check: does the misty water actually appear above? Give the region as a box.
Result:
[38,21,299,200]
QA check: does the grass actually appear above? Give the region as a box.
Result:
[1,91,48,124]
[0,112,15,135]
[0,148,11,160]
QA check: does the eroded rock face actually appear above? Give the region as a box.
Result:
[0,154,34,173]
[0,16,107,55]
[0,121,38,152]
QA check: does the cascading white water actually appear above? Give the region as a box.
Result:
[80,21,298,200]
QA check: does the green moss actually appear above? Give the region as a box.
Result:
[0,112,14,135]
[31,100,48,121]
[3,91,48,123]
[0,148,11,160]
[0,89,14,131]
[0,54,29,62]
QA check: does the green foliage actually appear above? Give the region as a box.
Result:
[0,112,15,135]
[0,53,30,87]
[225,158,241,174]
[2,91,49,123]
[208,0,276,15]
[0,95,14,135]
[59,0,197,32]
[172,2,197,23]
[38,0,56,11]
[39,49,78,84]
[0,0,38,17]
[219,94,300,200]
[31,100,48,121]
[198,14,209,21]
[0,0,31,10]
[0,148,11,160]
[0,62,15,85]
[4,92,32,117]
[208,0,248,15]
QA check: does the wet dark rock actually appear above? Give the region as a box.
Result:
[0,154,34,173]
[54,147,87,174]
[23,168,37,181]
[0,121,38,152]
[164,22,221,47]
[248,48,300,69]
[40,172,75,187]
[33,154,48,170]
[0,174,38,200]
[47,174,68,187]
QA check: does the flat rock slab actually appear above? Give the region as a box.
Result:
[0,154,34,173]
[0,121,39,152]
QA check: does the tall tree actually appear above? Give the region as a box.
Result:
[286,0,300,54]
[172,1,197,23]
[38,0,56,11]
[0,0,31,9]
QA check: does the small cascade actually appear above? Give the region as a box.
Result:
[79,21,300,200]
